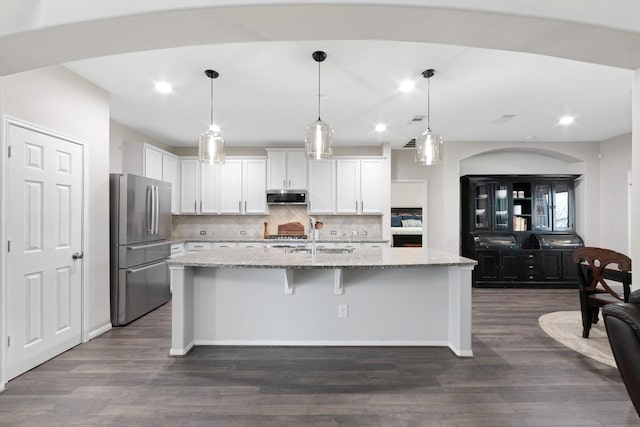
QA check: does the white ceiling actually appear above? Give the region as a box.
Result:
[3,1,635,150]
[66,39,632,149]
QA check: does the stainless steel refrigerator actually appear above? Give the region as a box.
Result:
[109,173,172,326]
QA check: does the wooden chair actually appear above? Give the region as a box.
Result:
[573,247,632,338]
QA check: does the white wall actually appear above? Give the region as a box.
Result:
[0,66,111,340]
[599,133,632,254]
[391,182,424,207]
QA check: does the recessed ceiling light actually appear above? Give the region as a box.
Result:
[154,81,173,93]
[558,116,575,125]
[398,80,416,93]
[374,123,386,132]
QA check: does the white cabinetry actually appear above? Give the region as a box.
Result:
[336,158,383,215]
[123,142,181,213]
[181,157,267,215]
[267,149,307,190]
[186,242,212,253]
[180,158,201,214]
[219,159,267,215]
[308,159,335,214]
[170,243,185,257]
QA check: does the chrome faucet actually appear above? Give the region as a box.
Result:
[309,216,317,256]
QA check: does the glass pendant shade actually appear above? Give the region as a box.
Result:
[199,69,224,164]
[199,129,225,164]
[415,68,443,165]
[305,118,333,160]
[415,129,443,165]
[305,51,333,160]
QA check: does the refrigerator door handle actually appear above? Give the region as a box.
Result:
[146,185,153,233]
[126,260,166,274]
[154,185,159,234]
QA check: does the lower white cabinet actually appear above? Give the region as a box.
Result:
[237,242,261,248]
[186,242,212,253]
[212,242,237,248]
[170,243,185,257]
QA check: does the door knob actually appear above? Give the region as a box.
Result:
[72,252,84,259]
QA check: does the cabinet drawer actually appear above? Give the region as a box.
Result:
[170,243,185,257]
[186,242,212,253]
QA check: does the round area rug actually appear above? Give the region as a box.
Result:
[538,311,616,367]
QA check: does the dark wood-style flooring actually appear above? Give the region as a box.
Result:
[1,289,638,426]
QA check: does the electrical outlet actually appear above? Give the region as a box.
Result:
[331,230,337,235]
[361,231,368,236]
[200,230,206,235]
[352,230,359,236]
[338,304,349,318]
[240,230,247,235]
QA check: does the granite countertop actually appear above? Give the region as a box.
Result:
[167,247,476,269]
[172,237,390,244]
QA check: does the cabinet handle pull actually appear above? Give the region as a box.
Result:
[194,200,197,212]
[283,179,286,188]
[200,200,203,212]
[288,179,291,188]
[361,200,364,212]
[355,201,358,212]
[244,200,247,212]
[239,201,242,211]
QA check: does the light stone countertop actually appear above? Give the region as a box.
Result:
[167,247,476,269]
[172,237,390,244]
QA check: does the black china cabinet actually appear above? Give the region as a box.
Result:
[461,175,583,288]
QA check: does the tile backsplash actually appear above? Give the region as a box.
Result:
[172,205,382,240]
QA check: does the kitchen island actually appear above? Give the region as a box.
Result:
[167,247,477,357]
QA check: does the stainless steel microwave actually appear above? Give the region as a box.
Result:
[266,190,307,205]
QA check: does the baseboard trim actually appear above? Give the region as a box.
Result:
[194,339,450,347]
[88,322,112,340]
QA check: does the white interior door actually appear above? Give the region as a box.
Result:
[6,124,84,380]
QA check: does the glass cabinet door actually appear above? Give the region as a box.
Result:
[553,183,571,230]
[493,184,510,230]
[474,183,490,229]
[533,184,551,230]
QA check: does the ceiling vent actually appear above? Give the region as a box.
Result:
[408,115,426,124]
[492,114,518,124]
[403,138,416,148]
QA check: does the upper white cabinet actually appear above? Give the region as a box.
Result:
[243,159,268,214]
[266,149,307,190]
[218,159,267,215]
[308,159,335,214]
[123,142,181,214]
[180,158,201,214]
[180,158,219,215]
[336,158,384,215]
[181,157,267,215]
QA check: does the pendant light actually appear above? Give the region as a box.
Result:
[305,51,333,160]
[198,69,225,164]
[415,69,443,165]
